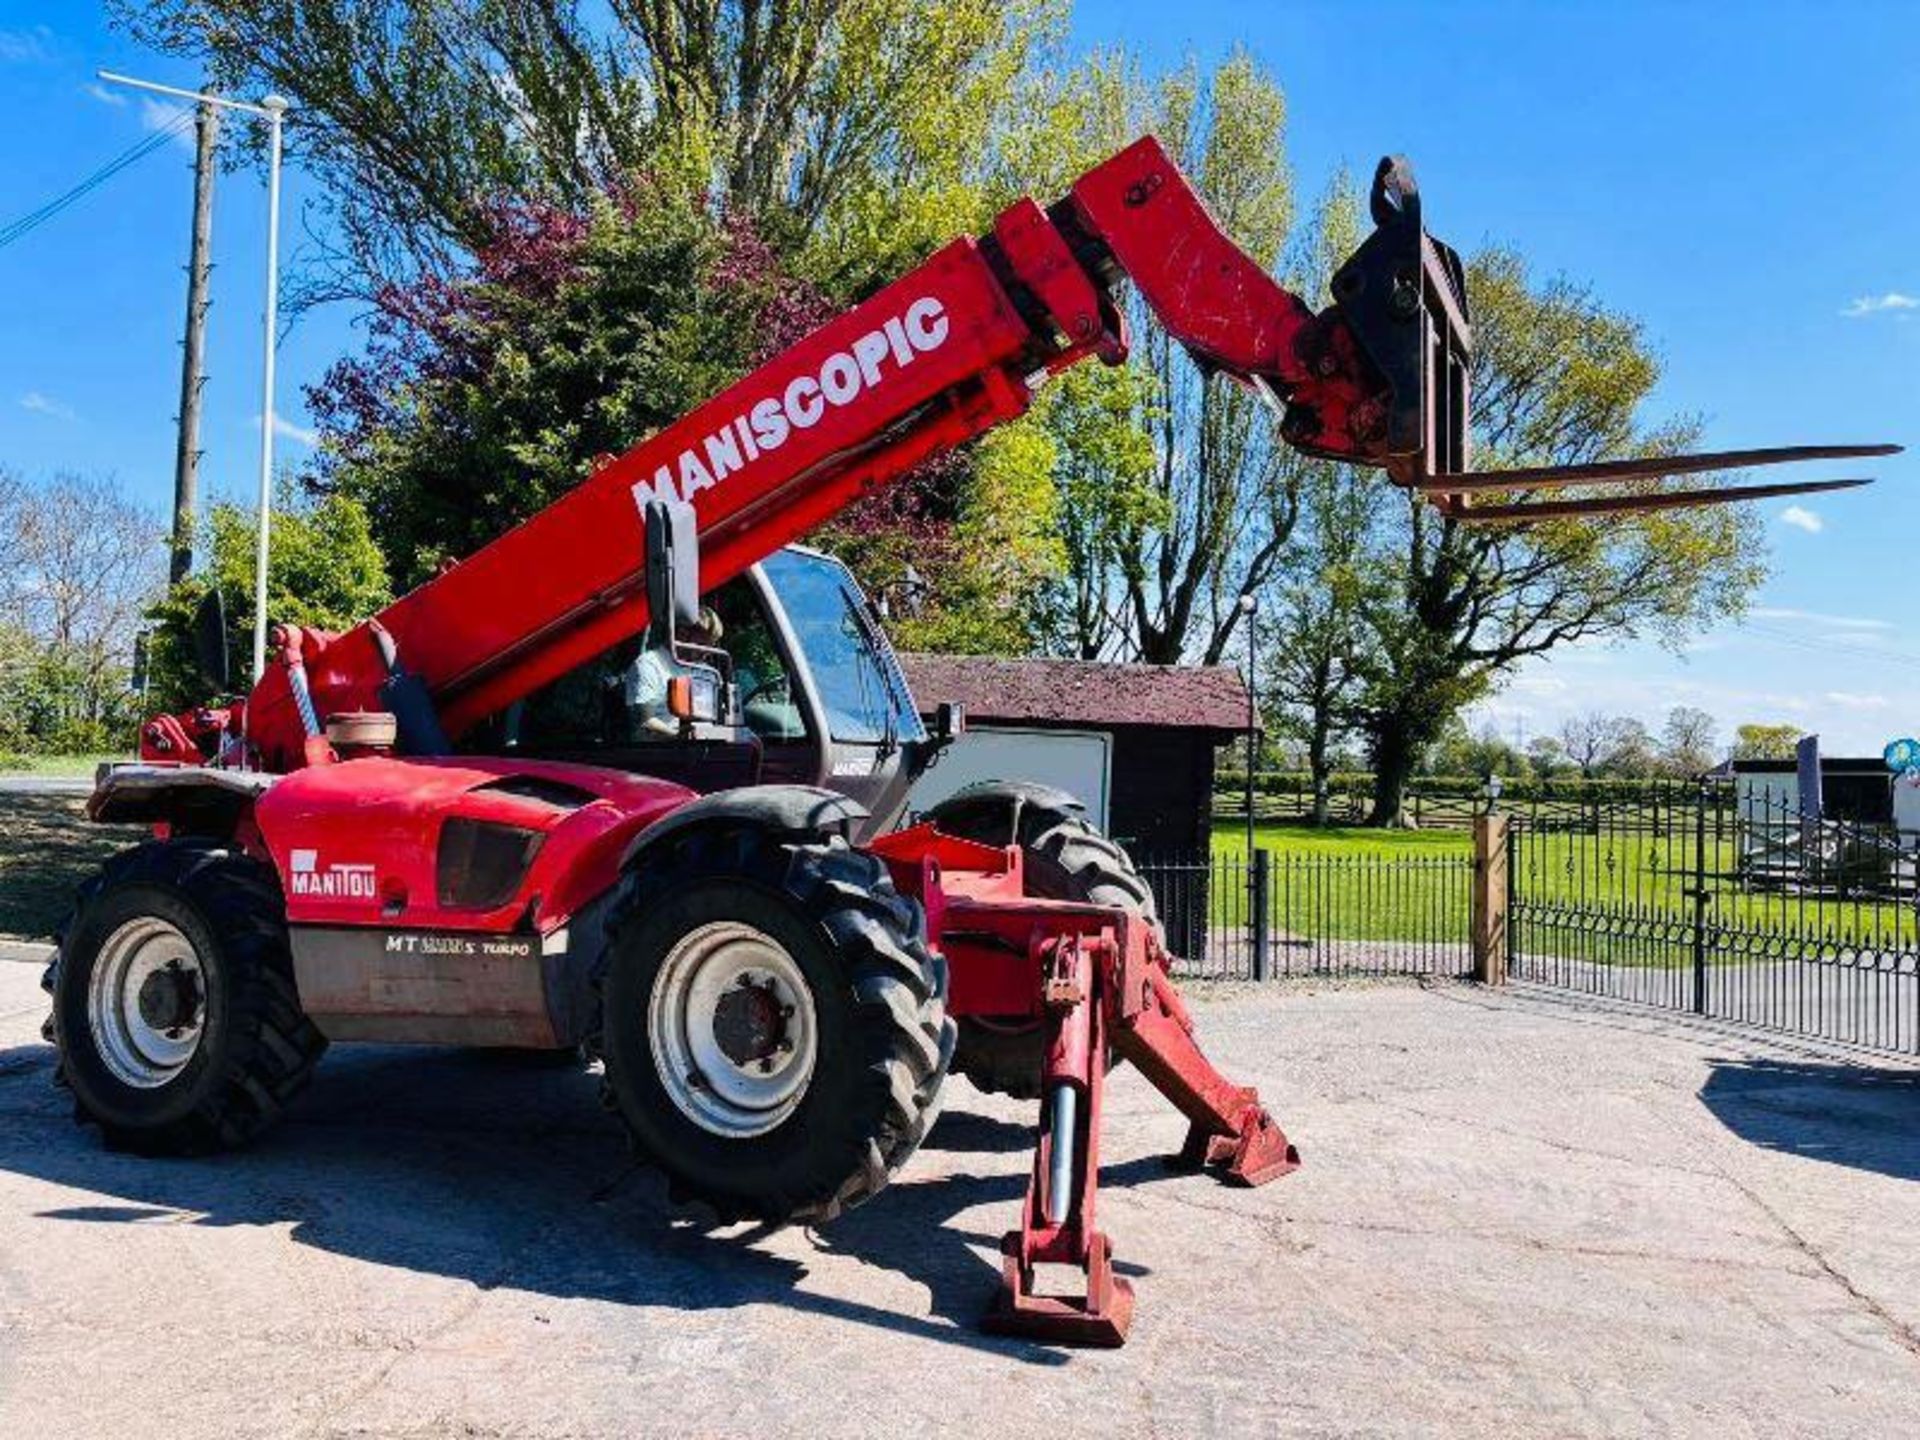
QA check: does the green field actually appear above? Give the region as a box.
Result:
[1199,821,1919,963]
[0,753,122,779]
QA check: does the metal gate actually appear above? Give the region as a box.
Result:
[1509,782,1920,1056]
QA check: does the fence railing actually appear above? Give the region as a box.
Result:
[1508,782,1920,1056]
[1137,849,1473,981]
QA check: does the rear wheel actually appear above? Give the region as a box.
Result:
[597,825,952,1224]
[929,782,1157,1100]
[45,840,326,1154]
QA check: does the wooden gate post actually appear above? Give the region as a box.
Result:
[1471,813,1510,985]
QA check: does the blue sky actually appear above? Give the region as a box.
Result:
[1,2,1916,755]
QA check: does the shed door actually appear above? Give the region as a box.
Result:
[904,726,1112,832]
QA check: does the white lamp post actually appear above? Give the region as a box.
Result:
[98,72,290,682]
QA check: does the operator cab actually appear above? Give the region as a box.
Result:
[465,545,942,837]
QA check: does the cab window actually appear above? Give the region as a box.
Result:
[476,574,807,752]
[760,549,925,747]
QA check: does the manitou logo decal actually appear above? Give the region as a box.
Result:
[288,848,378,900]
[630,296,951,510]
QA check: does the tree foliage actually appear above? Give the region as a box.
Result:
[1347,248,1766,824]
[1029,51,1309,665]
[307,186,828,589]
[1732,721,1804,762]
[0,471,161,753]
[113,0,1063,301]
[146,491,391,712]
[125,0,1071,651]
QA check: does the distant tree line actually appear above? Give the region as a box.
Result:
[0,471,159,758]
[0,467,389,760]
[1238,706,1809,794]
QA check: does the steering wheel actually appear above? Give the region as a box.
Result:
[743,673,790,707]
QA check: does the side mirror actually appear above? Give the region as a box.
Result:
[643,497,701,650]
[190,587,231,694]
[934,701,966,744]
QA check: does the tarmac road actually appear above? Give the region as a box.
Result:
[0,967,1915,1438]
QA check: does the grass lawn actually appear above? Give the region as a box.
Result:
[1201,818,1920,964]
[1212,823,1469,859]
[0,753,124,779]
[0,795,143,940]
[1188,823,1471,945]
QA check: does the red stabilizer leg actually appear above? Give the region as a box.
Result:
[1117,957,1301,1187]
[984,935,1135,1347]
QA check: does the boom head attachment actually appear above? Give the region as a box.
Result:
[1295,159,1900,521]
[1290,155,1474,481]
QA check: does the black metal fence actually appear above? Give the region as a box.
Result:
[1509,782,1920,1057]
[1138,849,1473,981]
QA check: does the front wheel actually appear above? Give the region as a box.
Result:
[46,840,327,1154]
[597,826,952,1224]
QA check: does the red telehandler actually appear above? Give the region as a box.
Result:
[45,137,1892,1345]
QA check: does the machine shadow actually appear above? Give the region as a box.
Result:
[1699,1056,1920,1183]
[0,1037,1170,1362]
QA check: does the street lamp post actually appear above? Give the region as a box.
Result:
[1238,593,1258,862]
[98,72,290,683]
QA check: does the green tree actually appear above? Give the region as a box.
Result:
[0,471,161,752]
[1262,463,1380,823]
[1659,704,1720,775]
[1350,249,1765,825]
[125,0,1070,648]
[1423,718,1527,779]
[308,189,821,590]
[1030,51,1309,665]
[1732,722,1803,762]
[114,0,1063,301]
[1526,734,1570,778]
[146,492,391,712]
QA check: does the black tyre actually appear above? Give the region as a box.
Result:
[929,782,1157,1100]
[44,840,327,1155]
[597,825,952,1225]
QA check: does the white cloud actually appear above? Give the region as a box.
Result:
[139,97,198,150]
[1824,691,1890,711]
[0,27,51,64]
[1747,607,1890,631]
[20,391,74,420]
[84,81,126,107]
[254,413,319,447]
[1778,505,1823,534]
[1840,292,1919,318]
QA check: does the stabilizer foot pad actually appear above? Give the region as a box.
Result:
[1172,1109,1300,1188]
[984,1232,1135,1348]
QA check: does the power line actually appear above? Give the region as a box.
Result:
[1738,622,1920,671]
[0,108,197,254]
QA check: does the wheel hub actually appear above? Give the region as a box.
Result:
[711,977,792,1070]
[135,961,202,1034]
[648,920,818,1138]
[87,916,208,1089]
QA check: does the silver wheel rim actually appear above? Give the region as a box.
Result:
[86,916,207,1089]
[647,920,818,1138]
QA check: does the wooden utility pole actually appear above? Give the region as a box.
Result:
[170,99,218,585]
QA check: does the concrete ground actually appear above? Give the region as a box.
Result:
[0,963,1915,1439]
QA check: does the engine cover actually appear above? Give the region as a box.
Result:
[254,756,693,1045]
